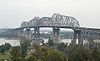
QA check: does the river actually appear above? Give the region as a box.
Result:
[0,38,72,46]
[0,38,20,46]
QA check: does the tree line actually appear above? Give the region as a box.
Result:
[0,38,100,61]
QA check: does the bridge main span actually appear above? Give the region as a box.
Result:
[19,13,100,45]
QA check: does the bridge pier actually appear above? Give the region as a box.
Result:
[33,27,40,39]
[31,27,41,45]
[77,30,83,45]
[72,30,83,45]
[72,30,77,45]
[52,27,60,43]
[25,28,31,40]
[18,29,24,39]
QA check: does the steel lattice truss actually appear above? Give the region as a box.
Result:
[21,13,80,27]
[20,13,100,40]
[81,30,100,40]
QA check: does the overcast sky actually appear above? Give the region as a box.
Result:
[0,0,100,28]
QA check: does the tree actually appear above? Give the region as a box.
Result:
[29,44,68,61]
[4,43,12,51]
[27,56,36,61]
[0,45,6,54]
[10,46,21,61]
[41,40,45,46]
[20,37,31,58]
[45,49,68,61]
[0,43,12,54]
[10,37,31,61]
[68,45,94,61]
[92,48,100,61]
[57,43,67,52]
[31,44,48,61]
[48,38,53,46]
[84,48,94,61]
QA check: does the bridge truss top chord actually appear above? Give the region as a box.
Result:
[21,13,80,28]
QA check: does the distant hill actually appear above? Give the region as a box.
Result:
[0,28,74,38]
[0,28,13,33]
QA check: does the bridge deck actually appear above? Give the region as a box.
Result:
[14,26,100,31]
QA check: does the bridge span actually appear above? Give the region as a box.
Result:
[2,13,100,45]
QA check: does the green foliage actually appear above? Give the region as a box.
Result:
[57,43,68,52]
[29,44,68,61]
[4,43,12,51]
[45,49,68,61]
[68,45,86,61]
[1,37,100,61]
[48,38,53,46]
[92,48,100,61]
[10,46,21,61]
[0,43,12,54]
[65,44,100,61]
[10,37,31,61]
[20,37,31,58]
[27,56,36,61]
[31,44,48,61]
[41,40,45,46]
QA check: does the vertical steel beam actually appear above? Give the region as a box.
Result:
[77,30,83,45]
[25,28,31,40]
[72,30,77,45]
[34,27,40,39]
[52,27,60,43]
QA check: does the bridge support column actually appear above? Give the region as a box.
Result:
[24,28,31,40]
[77,30,83,45]
[52,27,60,43]
[72,30,77,45]
[33,27,40,38]
[18,29,24,39]
[32,27,41,45]
[72,30,83,45]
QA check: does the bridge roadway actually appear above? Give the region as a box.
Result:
[11,26,100,45]
[15,26,100,31]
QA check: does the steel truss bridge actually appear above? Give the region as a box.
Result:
[3,13,100,45]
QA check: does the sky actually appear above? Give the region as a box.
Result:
[0,0,100,29]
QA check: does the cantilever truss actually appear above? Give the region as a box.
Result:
[21,13,80,27]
